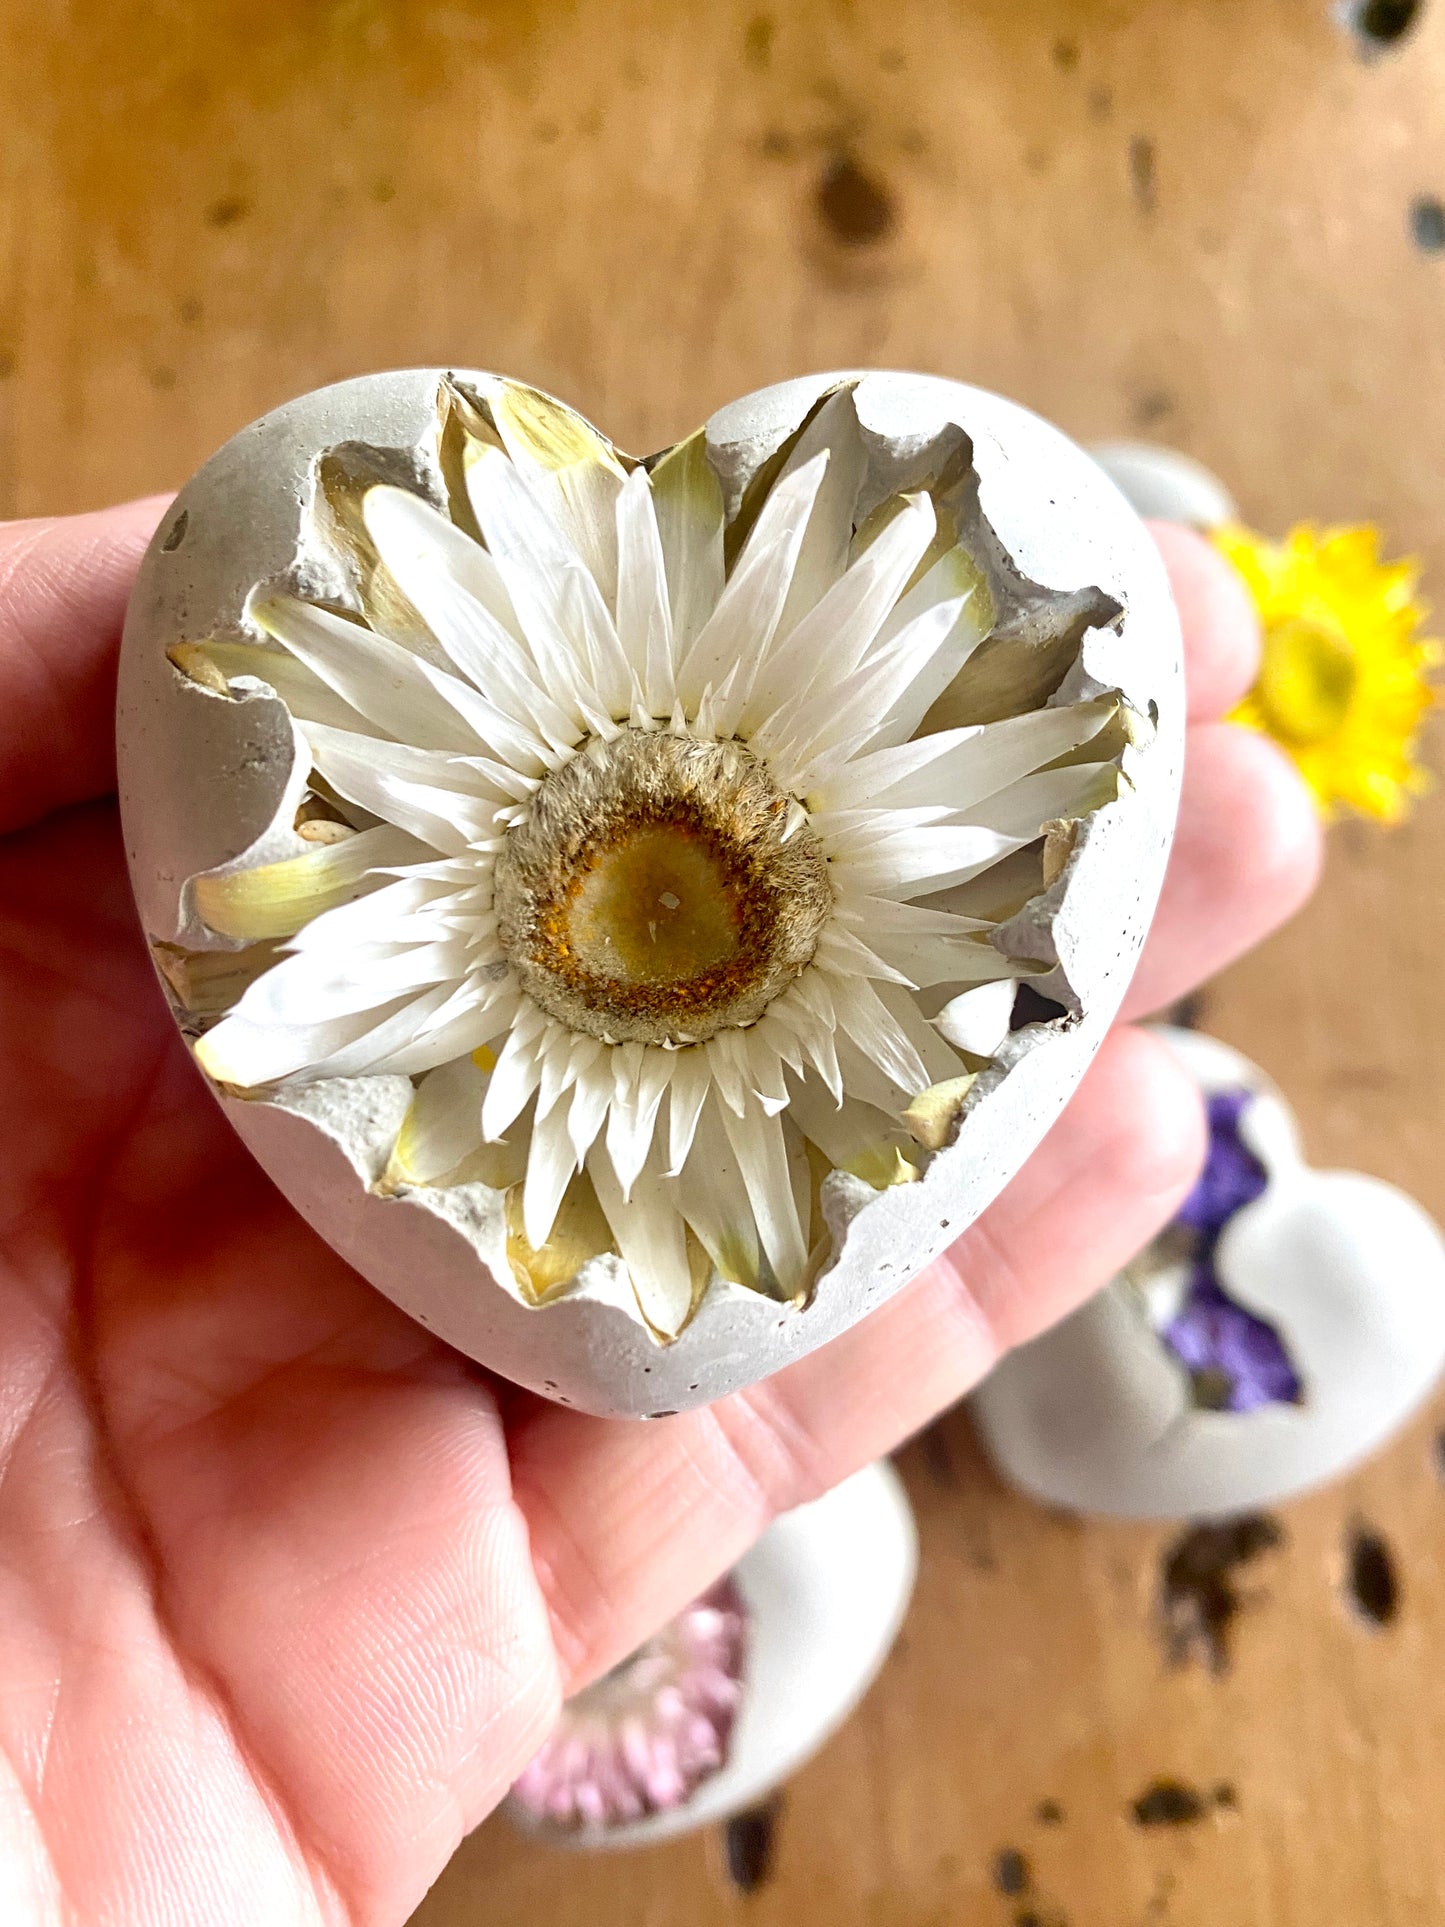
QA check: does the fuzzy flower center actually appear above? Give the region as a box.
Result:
[493,728,833,1046]
[1255,615,1358,746]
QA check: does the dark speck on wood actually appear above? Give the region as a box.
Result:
[743,13,774,70]
[919,1419,957,1488]
[1158,1513,1284,1673]
[1129,136,1157,214]
[1346,1522,1400,1626]
[723,1797,781,1892]
[1345,0,1424,48]
[1410,195,1445,253]
[993,1848,1030,1895]
[1132,1779,1207,1827]
[816,154,897,247]
[1035,1798,1065,1826]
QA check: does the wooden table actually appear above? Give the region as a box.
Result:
[5,1,1444,1919]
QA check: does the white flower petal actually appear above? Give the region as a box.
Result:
[362,485,585,748]
[755,593,967,791]
[524,1090,582,1250]
[741,491,936,735]
[251,594,483,753]
[481,1003,548,1140]
[280,873,462,954]
[764,982,842,1101]
[589,1138,697,1337]
[303,725,498,852]
[873,542,991,651]
[648,429,725,653]
[195,1001,399,1087]
[480,378,628,609]
[615,468,677,718]
[830,822,1022,899]
[771,386,868,642]
[814,698,1117,814]
[826,971,931,1095]
[677,1091,761,1287]
[367,982,519,1076]
[234,936,471,1027]
[963,761,1119,839]
[305,982,463,1081]
[388,1052,490,1184]
[193,642,380,735]
[868,927,1021,990]
[665,1050,711,1174]
[934,978,1019,1057]
[466,447,635,716]
[605,1044,673,1199]
[719,1096,808,1297]
[812,922,915,988]
[563,1035,611,1166]
[786,1077,913,1179]
[873,980,973,1086]
[676,452,829,713]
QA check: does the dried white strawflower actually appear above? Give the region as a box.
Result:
[119,370,1182,1413]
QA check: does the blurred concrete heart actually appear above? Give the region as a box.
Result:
[972,1027,1445,1518]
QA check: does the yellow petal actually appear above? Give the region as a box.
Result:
[902,1074,979,1151]
[841,1142,921,1189]
[191,825,413,940]
[505,1172,617,1304]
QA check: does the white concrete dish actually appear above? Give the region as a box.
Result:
[506,1459,918,1848]
[972,1028,1445,1518]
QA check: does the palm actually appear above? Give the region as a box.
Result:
[2,801,558,1924]
[0,504,1317,1926]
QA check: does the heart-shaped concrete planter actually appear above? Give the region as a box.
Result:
[118,369,1182,1416]
[972,1028,1445,1518]
[505,1459,917,1847]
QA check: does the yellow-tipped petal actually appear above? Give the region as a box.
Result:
[841,1142,921,1189]
[166,642,230,695]
[506,1171,618,1304]
[487,379,628,482]
[648,428,726,651]
[192,824,417,941]
[902,1074,979,1151]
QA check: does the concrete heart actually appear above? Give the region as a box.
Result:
[973,1028,1445,1517]
[117,369,1182,1416]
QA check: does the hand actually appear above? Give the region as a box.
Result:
[0,503,1318,1925]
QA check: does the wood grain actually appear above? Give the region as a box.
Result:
[3,1,1444,1920]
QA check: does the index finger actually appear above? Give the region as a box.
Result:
[0,498,169,836]
[1149,519,1262,722]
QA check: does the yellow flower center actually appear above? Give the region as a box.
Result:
[1255,616,1358,747]
[567,827,745,987]
[494,729,833,1046]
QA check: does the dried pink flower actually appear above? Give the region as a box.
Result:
[510,1577,747,1829]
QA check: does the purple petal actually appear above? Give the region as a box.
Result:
[1174,1088,1268,1243]
[1163,1265,1302,1413]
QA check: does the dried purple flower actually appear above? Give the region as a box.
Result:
[1164,1266,1303,1413]
[510,1577,747,1830]
[1157,1087,1302,1413]
[1174,1089,1269,1244]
